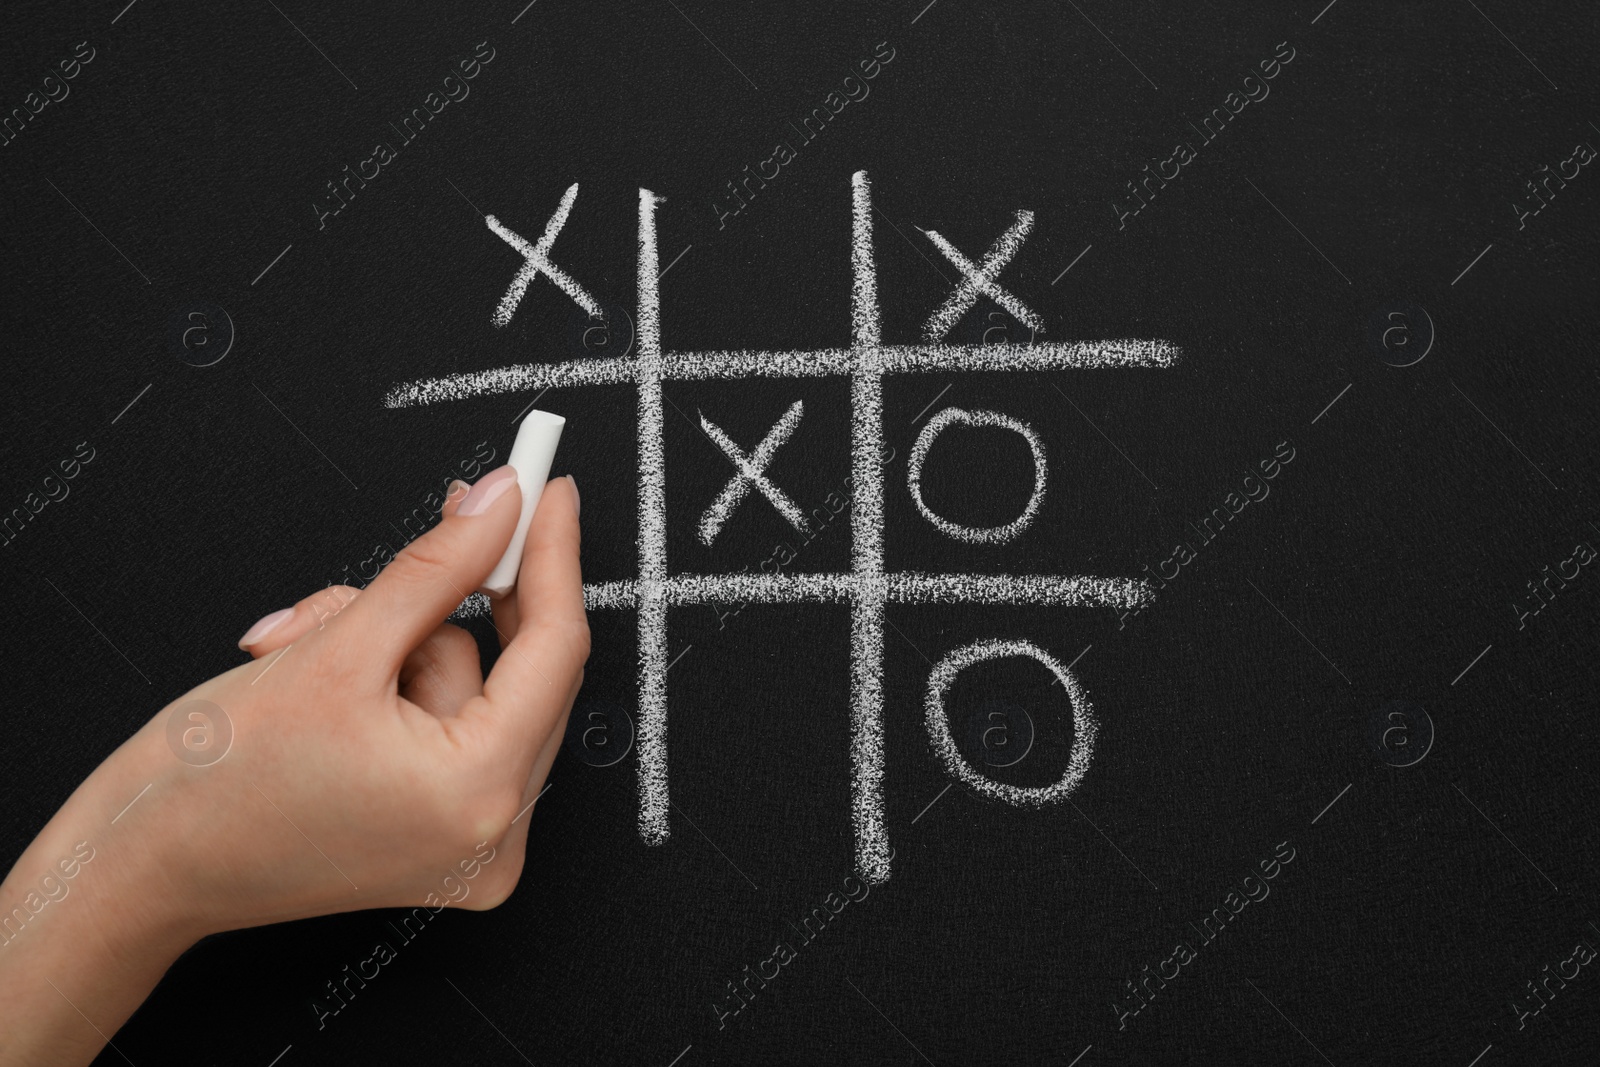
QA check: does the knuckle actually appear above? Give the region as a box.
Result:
[512,617,589,686]
[437,623,478,657]
[462,860,524,912]
[572,617,592,664]
[392,537,456,588]
[300,585,360,629]
[305,624,369,685]
[462,783,525,846]
[540,615,591,671]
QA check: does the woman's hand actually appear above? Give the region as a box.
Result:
[0,467,586,1067]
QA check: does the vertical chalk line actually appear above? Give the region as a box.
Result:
[851,170,892,884]
[636,189,671,846]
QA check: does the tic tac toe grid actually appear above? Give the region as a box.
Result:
[388,172,1177,883]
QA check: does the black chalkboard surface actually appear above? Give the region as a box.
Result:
[3,1,1598,1063]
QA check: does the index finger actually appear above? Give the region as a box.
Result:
[324,466,522,678]
[477,476,588,754]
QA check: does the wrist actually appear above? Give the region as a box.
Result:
[7,784,201,965]
[0,778,198,1066]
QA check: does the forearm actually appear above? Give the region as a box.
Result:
[0,469,582,1062]
[0,776,197,1067]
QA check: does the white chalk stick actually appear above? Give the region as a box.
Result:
[482,410,565,598]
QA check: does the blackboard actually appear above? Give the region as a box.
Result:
[3,0,1598,1063]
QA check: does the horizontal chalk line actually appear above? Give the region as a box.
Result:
[383,340,1180,407]
[581,572,1151,611]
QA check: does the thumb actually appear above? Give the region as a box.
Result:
[330,465,521,677]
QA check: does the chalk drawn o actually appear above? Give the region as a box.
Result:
[908,407,1046,544]
[925,638,1096,806]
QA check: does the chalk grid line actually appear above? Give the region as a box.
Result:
[385,340,1177,406]
[387,171,1179,883]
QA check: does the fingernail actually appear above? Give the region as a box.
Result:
[458,465,518,516]
[239,607,294,648]
[567,474,580,518]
